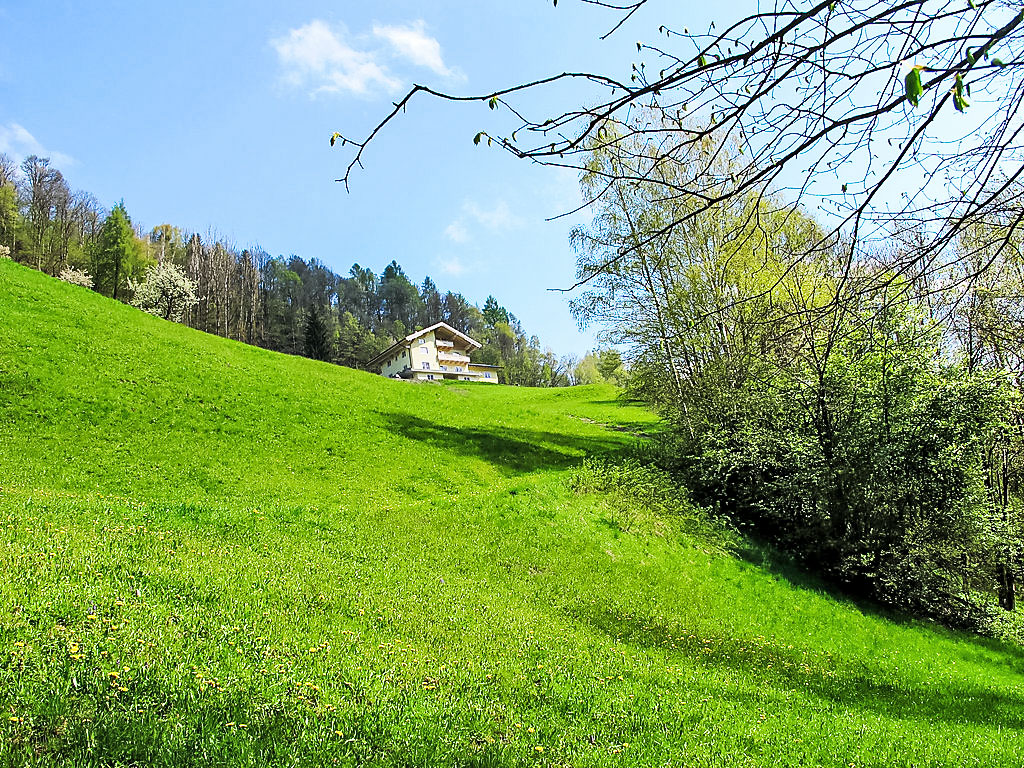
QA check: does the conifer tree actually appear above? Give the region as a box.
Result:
[303,307,332,362]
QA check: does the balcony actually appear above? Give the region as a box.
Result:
[437,351,471,364]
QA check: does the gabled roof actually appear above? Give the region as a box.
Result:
[409,322,482,351]
[367,321,482,368]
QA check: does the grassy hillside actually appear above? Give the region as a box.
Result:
[1,258,1023,767]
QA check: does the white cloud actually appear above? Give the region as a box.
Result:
[0,123,74,168]
[272,19,459,98]
[442,198,523,246]
[436,254,467,276]
[372,20,456,78]
[444,220,470,243]
[464,199,522,230]
[271,20,400,96]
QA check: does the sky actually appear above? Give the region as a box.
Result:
[0,0,720,356]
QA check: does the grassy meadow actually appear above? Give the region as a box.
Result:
[2,257,1024,766]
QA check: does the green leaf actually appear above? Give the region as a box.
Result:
[488,96,498,110]
[698,54,707,68]
[992,57,1005,67]
[953,73,970,112]
[904,66,924,107]
[329,132,342,147]
[473,132,483,146]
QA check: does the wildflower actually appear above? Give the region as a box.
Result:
[534,746,544,753]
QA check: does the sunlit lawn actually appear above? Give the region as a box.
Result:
[2,259,1023,767]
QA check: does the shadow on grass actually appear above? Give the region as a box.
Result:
[733,539,1024,667]
[566,602,1024,730]
[378,411,632,475]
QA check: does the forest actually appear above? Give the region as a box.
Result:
[0,152,603,387]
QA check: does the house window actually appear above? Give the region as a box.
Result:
[462,377,470,381]
[419,338,426,345]
[455,367,463,372]
[484,372,492,379]
[440,365,448,371]
[426,374,435,380]
[421,362,429,369]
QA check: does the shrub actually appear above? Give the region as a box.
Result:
[570,455,737,549]
[58,266,94,288]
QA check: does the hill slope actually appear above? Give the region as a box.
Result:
[1,259,1023,767]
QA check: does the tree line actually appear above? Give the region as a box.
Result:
[0,152,599,386]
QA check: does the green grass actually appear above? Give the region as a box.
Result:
[1,258,1023,767]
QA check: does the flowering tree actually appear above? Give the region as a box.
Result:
[130,262,199,322]
[58,266,94,288]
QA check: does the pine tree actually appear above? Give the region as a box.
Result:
[303,308,333,362]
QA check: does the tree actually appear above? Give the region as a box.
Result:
[301,309,333,362]
[482,295,509,328]
[93,202,145,299]
[333,1,1024,306]
[0,154,19,255]
[150,224,186,266]
[379,260,422,331]
[130,262,199,321]
[304,307,333,362]
[420,276,443,326]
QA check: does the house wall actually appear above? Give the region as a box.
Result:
[409,330,439,375]
[380,346,411,377]
[468,364,499,383]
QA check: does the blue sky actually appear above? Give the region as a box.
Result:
[0,0,715,356]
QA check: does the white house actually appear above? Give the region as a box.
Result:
[367,322,501,383]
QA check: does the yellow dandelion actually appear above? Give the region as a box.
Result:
[534,746,544,753]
